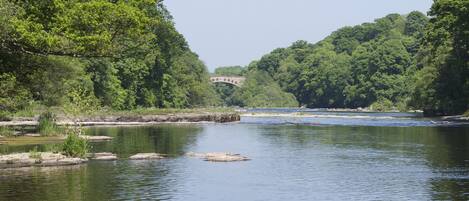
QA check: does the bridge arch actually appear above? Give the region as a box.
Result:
[210,76,246,87]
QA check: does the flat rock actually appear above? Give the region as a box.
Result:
[90,152,117,161]
[24,134,41,137]
[129,153,164,160]
[187,152,250,162]
[0,152,86,168]
[80,135,113,141]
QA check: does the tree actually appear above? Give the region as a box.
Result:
[412,0,469,115]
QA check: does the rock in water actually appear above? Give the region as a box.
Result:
[91,153,117,161]
[129,153,165,160]
[0,152,87,168]
[24,134,41,137]
[186,152,250,162]
[80,135,113,141]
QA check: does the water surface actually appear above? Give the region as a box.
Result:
[1,111,468,200]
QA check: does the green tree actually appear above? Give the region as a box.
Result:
[412,0,469,115]
[231,70,298,107]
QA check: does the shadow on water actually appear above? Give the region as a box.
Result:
[0,124,204,201]
[86,124,202,157]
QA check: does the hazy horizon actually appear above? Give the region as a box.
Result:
[165,0,433,72]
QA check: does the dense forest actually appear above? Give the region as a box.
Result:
[1,0,468,116]
[215,1,468,115]
[0,0,219,115]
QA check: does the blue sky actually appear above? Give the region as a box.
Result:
[165,0,433,72]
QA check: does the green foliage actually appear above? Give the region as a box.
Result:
[62,129,89,158]
[410,0,469,115]
[0,0,217,113]
[298,43,351,108]
[37,111,60,136]
[0,73,31,111]
[231,70,298,107]
[370,98,395,112]
[0,111,12,121]
[245,12,428,111]
[0,126,14,137]
[213,83,237,106]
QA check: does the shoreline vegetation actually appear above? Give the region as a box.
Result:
[1,0,467,124]
[0,108,240,146]
[212,5,468,116]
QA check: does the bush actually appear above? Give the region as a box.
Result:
[37,111,60,136]
[370,98,395,112]
[62,129,89,158]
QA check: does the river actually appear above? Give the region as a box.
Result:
[1,109,468,200]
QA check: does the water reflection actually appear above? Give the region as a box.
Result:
[86,124,202,157]
[257,125,469,200]
[0,122,468,200]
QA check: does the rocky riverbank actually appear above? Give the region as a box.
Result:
[442,115,469,122]
[0,113,240,127]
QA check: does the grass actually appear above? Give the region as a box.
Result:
[0,126,15,137]
[0,111,12,121]
[37,111,61,136]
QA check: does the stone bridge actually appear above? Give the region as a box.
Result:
[210,76,246,87]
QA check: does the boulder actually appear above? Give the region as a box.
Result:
[129,153,165,160]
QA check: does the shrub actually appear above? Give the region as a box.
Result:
[370,98,395,112]
[62,129,89,158]
[37,111,60,136]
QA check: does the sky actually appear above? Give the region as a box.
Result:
[165,0,433,72]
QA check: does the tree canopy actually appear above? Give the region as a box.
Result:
[0,0,219,112]
[239,12,428,110]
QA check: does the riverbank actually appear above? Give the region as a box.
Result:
[442,115,469,122]
[0,112,240,127]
